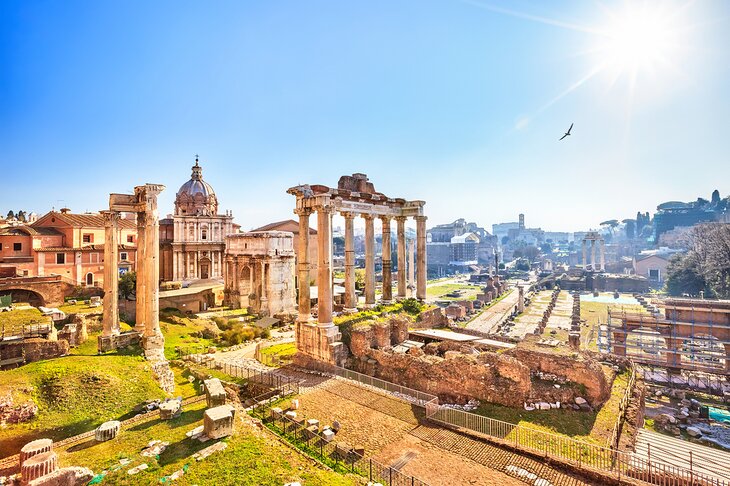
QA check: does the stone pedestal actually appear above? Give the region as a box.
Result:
[204,378,226,408]
[20,439,53,467]
[160,399,182,420]
[204,404,236,439]
[21,451,58,484]
[27,467,94,486]
[95,421,121,442]
[295,321,347,366]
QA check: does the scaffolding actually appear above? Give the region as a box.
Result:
[599,297,730,378]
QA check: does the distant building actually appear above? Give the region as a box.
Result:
[427,219,497,274]
[0,208,137,286]
[633,248,683,285]
[159,158,238,282]
[252,219,318,283]
[653,190,728,242]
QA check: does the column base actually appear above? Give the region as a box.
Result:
[294,320,347,366]
[342,307,359,315]
[380,299,392,306]
[363,303,376,310]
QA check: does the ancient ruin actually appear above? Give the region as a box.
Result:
[581,231,606,272]
[288,174,426,365]
[223,231,296,317]
[98,184,174,392]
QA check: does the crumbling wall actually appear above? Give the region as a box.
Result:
[415,308,448,329]
[2,339,70,365]
[508,347,610,407]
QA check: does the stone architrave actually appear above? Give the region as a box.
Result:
[203,404,236,439]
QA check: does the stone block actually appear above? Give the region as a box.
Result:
[271,407,283,419]
[203,378,226,408]
[95,420,121,442]
[28,466,94,486]
[304,425,319,440]
[285,411,297,420]
[159,399,181,420]
[306,418,320,429]
[20,439,53,467]
[322,429,335,442]
[22,451,58,484]
[290,399,300,410]
[203,404,236,439]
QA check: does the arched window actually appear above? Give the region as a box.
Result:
[85,272,94,286]
[201,227,208,240]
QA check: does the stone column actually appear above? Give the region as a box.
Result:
[295,208,312,322]
[415,215,427,301]
[145,198,161,340]
[590,240,597,271]
[407,238,415,298]
[102,211,120,337]
[600,240,606,272]
[135,212,147,334]
[172,249,178,282]
[363,214,376,307]
[317,204,334,326]
[517,285,525,313]
[396,216,407,299]
[582,240,587,268]
[342,211,357,311]
[380,216,392,303]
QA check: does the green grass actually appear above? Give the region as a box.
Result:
[580,299,648,351]
[426,283,482,299]
[159,313,217,359]
[55,400,360,485]
[0,354,167,458]
[59,302,102,314]
[475,402,599,440]
[260,342,297,360]
[0,307,51,334]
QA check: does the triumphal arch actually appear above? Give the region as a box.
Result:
[287,173,426,365]
[99,183,174,391]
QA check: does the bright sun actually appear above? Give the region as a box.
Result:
[596,4,683,83]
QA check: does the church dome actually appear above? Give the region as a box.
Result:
[175,157,219,215]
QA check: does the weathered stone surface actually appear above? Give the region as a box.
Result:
[372,322,391,349]
[20,439,53,467]
[389,316,410,345]
[415,308,448,328]
[95,420,121,442]
[28,466,94,486]
[204,378,226,408]
[203,404,235,439]
[159,399,181,420]
[21,451,58,483]
[3,339,69,366]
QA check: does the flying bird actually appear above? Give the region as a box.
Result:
[559,123,573,141]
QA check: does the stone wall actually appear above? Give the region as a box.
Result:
[346,316,612,408]
[414,308,448,329]
[0,339,70,366]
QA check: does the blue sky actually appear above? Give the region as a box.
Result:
[2,0,729,232]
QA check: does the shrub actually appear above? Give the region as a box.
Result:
[401,298,424,315]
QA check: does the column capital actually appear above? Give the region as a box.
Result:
[101,210,120,225]
[294,207,313,217]
[340,211,356,220]
[414,215,428,223]
[394,216,407,224]
[379,215,392,224]
[313,202,335,214]
[361,213,375,221]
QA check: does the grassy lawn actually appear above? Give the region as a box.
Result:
[0,354,168,458]
[159,314,218,359]
[54,400,360,486]
[59,302,103,314]
[426,283,482,300]
[474,368,630,447]
[260,342,296,360]
[0,307,51,334]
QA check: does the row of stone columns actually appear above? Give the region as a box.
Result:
[295,207,426,326]
[581,239,606,271]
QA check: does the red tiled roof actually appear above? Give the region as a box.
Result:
[253,219,317,235]
[35,244,137,252]
[33,211,137,230]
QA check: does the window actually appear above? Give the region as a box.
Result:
[201,228,208,240]
[56,253,65,264]
[90,252,99,263]
[120,252,128,261]
[22,270,29,276]
[127,235,134,243]
[82,233,93,243]
[13,242,22,251]
[85,272,94,286]
[649,269,660,280]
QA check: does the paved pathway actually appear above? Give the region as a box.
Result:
[634,428,730,484]
[466,288,518,334]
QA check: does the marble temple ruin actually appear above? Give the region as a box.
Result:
[287,173,426,365]
[98,183,174,392]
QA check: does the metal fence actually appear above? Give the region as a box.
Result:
[248,394,428,486]
[180,353,299,395]
[609,364,637,450]
[427,405,729,486]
